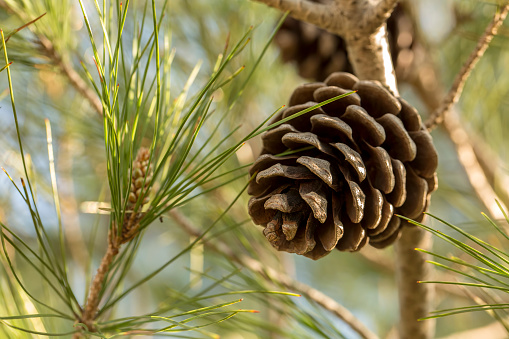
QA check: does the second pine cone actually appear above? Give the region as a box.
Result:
[248,72,438,260]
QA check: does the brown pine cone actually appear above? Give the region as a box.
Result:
[274,2,416,81]
[120,147,153,244]
[248,72,437,260]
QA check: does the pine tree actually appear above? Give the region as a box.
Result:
[1,1,509,338]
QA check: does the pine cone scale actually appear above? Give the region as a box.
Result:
[296,156,340,190]
[310,115,354,142]
[336,218,366,252]
[377,114,417,162]
[342,106,386,146]
[365,144,395,194]
[386,158,407,207]
[345,181,366,223]
[317,212,343,251]
[331,143,366,181]
[299,180,328,223]
[360,183,384,230]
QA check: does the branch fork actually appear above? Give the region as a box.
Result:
[253,0,399,93]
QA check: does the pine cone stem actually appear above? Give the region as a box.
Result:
[75,148,152,336]
[395,226,434,339]
[344,25,397,94]
[253,0,399,93]
[75,234,119,338]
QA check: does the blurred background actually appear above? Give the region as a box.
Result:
[1,0,509,338]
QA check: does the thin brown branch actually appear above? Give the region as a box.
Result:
[425,3,509,130]
[36,36,103,116]
[74,232,119,338]
[363,0,399,33]
[169,209,379,339]
[394,225,435,339]
[408,50,509,219]
[443,110,506,219]
[359,247,473,300]
[437,321,507,339]
[252,0,339,33]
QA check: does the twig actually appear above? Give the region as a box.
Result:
[437,321,507,339]
[394,225,435,339]
[0,1,103,115]
[36,36,103,116]
[169,209,379,339]
[75,234,119,338]
[409,49,509,219]
[359,247,473,300]
[252,0,398,93]
[252,0,338,33]
[363,0,400,33]
[443,110,506,219]
[425,3,509,130]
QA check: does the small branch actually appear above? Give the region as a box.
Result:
[363,0,400,33]
[437,321,507,339]
[251,0,340,34]
[169,209,379,339]
[409,50,509,219]
[425,3,509,130]
[443,110,506,220]
[395,225,435,339]
[359,247,474,300]
[36,36,103,116]
[75,233,119,338]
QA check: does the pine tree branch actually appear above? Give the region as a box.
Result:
[343,24,397,94]
[408,48,509,220]
[363,0,400,34]
[251,0,398,93]
[0,1,103,115]
[437,321,507,339]
[425,3,509,130]
[395,225,435,339]
[36,36,103,116]
[251,0,340,33]
[360,247,474,300]
[169,209,379,339]
[73,231,119,339]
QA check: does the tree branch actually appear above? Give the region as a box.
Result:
[74,232,119,338]
[169,209,379,339]
[252,0,340,33]
[36,36,103,116]
[344,24,397,93]
[395,225,435,339]
[252,0,398,93]
[363,0,400,33]
[408,48,509,220]
[425,3,509,130]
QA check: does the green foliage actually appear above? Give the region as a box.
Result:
[403,204,509,331]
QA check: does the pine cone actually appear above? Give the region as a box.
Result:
[248,72,437,259]
[120,147,153,244]
[274,2,415,81]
